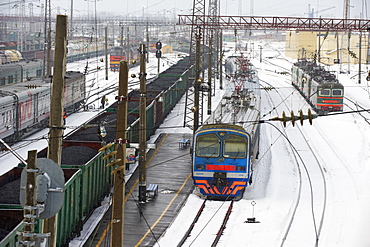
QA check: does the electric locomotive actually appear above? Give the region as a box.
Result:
[109,46,140,71]
[291,59,344,113]
[192,54,260,199]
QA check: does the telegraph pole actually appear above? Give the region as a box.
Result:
[259,45,262,63]
[207,33,212,115]
[358,31,362,84]
[46,0,52,76]
[219,29,223,90]
[21,150,37,245]
[120,24,124,60]
[69,0,73,40]
[43,14,67,247]
[126,27,130,63]
[146,24,149,63]
[110,60,129,247]
[105,26,108,80]
[138,43,147,203]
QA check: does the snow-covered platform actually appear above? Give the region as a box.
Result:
[81,133,194,246]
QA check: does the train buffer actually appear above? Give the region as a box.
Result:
[146,184,159,200]
[179,139,190,149]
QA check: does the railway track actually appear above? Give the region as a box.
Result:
[0,134,48,159]
[0,59,146,157]
[177,200,234,247]
[343,96,370,125]
[260,77,328,246]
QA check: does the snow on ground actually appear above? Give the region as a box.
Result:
[2,40,369,247]
[155,41,370,247]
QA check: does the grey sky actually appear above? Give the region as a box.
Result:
[2,0,369,19]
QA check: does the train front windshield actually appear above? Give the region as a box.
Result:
[195,132,248,159]
[195,133,220,157]
[223,134,247,158]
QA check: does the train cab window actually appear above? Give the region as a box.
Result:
[223,134,247,158]
[319,89,330,96]
[195,133,220,157]
[332,89,343,96]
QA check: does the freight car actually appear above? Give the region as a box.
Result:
[0,56,193,247]
[192,54,261,199]
[291,58,344,113]
[0,71,85,144]
[0,147,114,247]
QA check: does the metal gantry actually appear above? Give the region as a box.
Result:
[178,15,370,31]
[180,13,370,131]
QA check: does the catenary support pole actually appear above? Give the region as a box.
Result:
[111,60,129,247]
[193,27,202,134]
[207,31,212,115]
[43,14,67,247]
[219,29,223,90]
[358,31,362,84]
[138,43,147,203]
[105,26,108,80]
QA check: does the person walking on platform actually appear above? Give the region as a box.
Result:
[101,95,107,109]
[63,110,67,125]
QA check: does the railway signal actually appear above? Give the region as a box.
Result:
[156,41,162,75]
[155,41,162,58]
[270,109,318,127]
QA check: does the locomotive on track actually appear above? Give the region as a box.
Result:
[291,58,344,113]
[109,46,140,71]
[0,71,85,143]
[192,54,261,199]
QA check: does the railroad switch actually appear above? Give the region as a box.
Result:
[244,217,260,223]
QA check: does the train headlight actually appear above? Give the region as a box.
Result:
[195,164,205,170]
[236,166,245,171]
